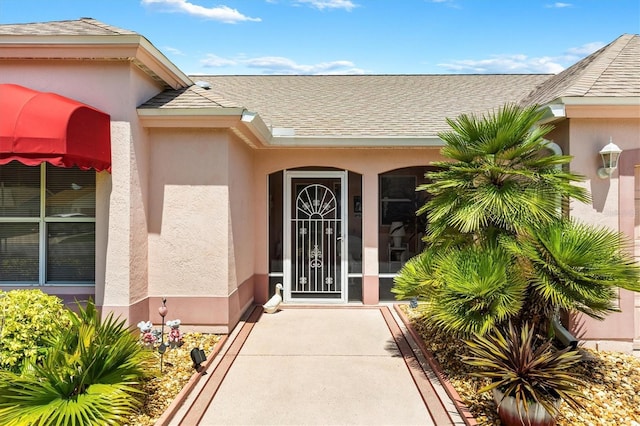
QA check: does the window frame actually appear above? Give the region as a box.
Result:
[0,163,96,286]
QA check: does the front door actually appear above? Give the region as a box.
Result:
[284,171,347,303]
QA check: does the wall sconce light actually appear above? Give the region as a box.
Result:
[597,138,622,179]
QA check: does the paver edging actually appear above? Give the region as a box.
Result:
[394,304,478,426]
[154,334,229,426]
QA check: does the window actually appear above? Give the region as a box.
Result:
[0,162,95,285]
[379,175,417,225]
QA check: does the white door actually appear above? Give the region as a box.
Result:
[284,171,347,303]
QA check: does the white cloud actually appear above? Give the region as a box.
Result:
[566,41,605,57]
[201,54,365,74]
[201,54,238,67]
[438,54,565,74]
[294,0,357,11]
[141,0,261,23]
[437,39,607,75]
[545,2,573,8]
[163,46,185,56]
[429,0,461,8]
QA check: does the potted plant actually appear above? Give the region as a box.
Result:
[463,322,583,426]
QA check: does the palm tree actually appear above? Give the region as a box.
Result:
[0,300,154,425]
[421,104,587,242]
[394,104,640,338]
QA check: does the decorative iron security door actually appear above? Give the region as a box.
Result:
[286,172,346,302]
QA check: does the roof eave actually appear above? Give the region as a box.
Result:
[0,34,192,89]
[537,97,640,122]
[557,96,640,106]
[137,107,271,148]
[269,135,445,147]
[536,103,566,125]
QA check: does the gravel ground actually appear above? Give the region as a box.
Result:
[404,307,640,425]
[124,333,221,426]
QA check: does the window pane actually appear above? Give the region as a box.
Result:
[0,162,41,217]
[379,277,399,302]
[47,222,95,282]
[347,172,362,273]
[0,223,39,281]
[348,277,362,302]
[46,166,96,218]
[268,172,283,273]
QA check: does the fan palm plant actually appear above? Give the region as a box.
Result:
[501,219,639,327]
[0,300,154,425]
[421,104,588,243]
[394,244,526,336]
[394,104,640,338]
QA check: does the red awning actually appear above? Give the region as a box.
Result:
[0,84,111,173]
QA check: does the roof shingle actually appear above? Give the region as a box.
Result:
[521,34,640,105]
[181,74,551,137]
[0,17,137,36]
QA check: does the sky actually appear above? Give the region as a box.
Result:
[0,0,638,76]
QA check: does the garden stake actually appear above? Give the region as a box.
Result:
[158,298,168,373]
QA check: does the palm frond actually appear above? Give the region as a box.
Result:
[413,246,526,337]
[505,220,640,318]
[0,300,154,425]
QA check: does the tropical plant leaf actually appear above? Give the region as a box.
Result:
[463,322,584,420]
[0,299,154,425]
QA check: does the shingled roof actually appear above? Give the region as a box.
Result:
[2,18,636,140]
[170,74,551,138]
[522,33,640,105]
[0,17,137,36]
[140,34,638,139]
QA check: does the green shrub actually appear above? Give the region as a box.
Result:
[0,300,154,425]
[0,289,70,372]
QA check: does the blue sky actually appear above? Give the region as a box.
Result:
[0,0,638,75]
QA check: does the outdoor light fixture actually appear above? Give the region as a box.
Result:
[190,348,208,374]
[597,138,623,179]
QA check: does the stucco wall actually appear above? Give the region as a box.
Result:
[559,117,640,346]
[0,60,161,120]
[143,128,258,331]
[1,60,165,322]
[147,128,231,298]
[227,136,257,324]
[228,136,256,291]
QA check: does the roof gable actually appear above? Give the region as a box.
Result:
[0,18,191,90]
[522,34,640,105]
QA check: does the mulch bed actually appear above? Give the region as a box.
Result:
[124,333,221,426]
[400,305,640,425]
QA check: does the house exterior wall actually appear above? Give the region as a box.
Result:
[227,135,257,326]
[549,114,640,351]
[146,128,230,331]
[0,59,166,324]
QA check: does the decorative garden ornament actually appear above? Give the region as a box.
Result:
[167,319,183,348]
[263,283,283,314]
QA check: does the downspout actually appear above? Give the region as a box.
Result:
[544,148,579,348]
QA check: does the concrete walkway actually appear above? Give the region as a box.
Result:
[168,306,466,425]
